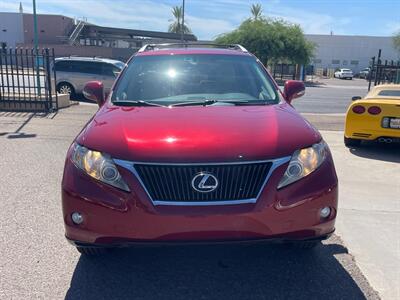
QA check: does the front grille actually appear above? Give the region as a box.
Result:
[134,162,273,203]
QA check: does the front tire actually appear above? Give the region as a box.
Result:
[344,137,361,147]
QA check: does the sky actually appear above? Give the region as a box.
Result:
[1,0,400,40]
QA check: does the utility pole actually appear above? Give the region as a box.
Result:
[181,0,185,43]
[33,0,41,96]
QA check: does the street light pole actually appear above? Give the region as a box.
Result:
[181,0,185,43]
[32,0,41,96]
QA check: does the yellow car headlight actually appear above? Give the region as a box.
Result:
[71,143,130,192]
[278,140,328,189]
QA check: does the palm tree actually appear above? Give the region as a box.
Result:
[168,5,192,34]
[250,3,263,20]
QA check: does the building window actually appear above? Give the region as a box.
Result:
[332,59,340,64]
[351,60,359,65]
[2,29,7,32]
[313,59,322,64]
[40,30,45,33]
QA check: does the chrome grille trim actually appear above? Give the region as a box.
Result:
[114,157,291,206]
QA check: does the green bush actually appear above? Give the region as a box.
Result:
[215,17,315,66]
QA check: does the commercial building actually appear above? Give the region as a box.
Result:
[0,10,197,61]
[306,34,399,73]
[0,12,24,48]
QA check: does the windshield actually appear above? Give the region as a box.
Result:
[111,54,279,106]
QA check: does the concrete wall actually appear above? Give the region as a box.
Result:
[306,34,400,73]
[0,12,24,48]
[23,14,74,44]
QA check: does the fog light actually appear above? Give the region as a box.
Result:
[320,207,331,218]
[71,212,84,225]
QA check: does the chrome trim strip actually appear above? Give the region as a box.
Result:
[115,159,287,166]
[153,199,257,206]
[114,157,291,207]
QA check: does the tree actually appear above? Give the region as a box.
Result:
[215,4,314,65]
[168,6,192,34]
[250,3,263,20]
[394,31,400,53]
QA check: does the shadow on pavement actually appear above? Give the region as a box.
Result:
[66,241,368,300]
[349,142,400,163]
[0,113,38,139]
[71,93,96,104]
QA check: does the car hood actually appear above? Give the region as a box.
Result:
[77,103,321,162]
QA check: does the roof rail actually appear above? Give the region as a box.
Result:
[138,43,248,53]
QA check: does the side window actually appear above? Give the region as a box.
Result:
[89,62,103,75]
[80,62,103,75]
[68,61,103,75]
[54,61,71,72]
[69,61,83,73]
[101,63,117,77]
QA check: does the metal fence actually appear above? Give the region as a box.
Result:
[0,48,58,112]
[368,49,400,91]
[270,63,297,82]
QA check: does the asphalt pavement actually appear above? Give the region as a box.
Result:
[0,80,397,299]
[293,78,370,114]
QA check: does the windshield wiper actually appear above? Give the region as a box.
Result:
[112,100,166,107]
[171,99,253,107]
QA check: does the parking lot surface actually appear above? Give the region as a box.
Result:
[294,78,369,114]
[0,82,398,299]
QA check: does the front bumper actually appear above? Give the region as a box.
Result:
[62,156,338,245]
[67,230,335,248]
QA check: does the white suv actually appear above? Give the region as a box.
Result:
[334,68,353,80]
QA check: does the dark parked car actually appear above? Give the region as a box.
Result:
[62,44,338,255]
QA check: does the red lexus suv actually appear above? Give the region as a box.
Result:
[62,44,338,255]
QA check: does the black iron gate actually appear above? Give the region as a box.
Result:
[0,48,58,112]
[368,49,400,91]
[271,63,297,82]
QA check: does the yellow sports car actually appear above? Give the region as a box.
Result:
[344,84,400,147]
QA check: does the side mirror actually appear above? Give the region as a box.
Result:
[283,80,305,103]
[83,81,105,107]
[352,96,362,101]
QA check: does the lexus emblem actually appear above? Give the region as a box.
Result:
[191,172,219,193]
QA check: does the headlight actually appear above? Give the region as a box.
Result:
[278,140,328,189]
[71,143,130,192]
